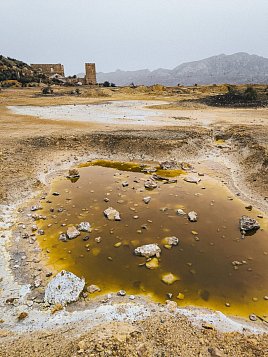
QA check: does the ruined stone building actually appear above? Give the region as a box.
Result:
[31,64,65,77]
[85,63,97,85]
[30,62,97,85]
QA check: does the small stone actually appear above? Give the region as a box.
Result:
[31,225,38,232]
[104,207,121,221]
[31,205,41,212]
[77,222,91,232]
[143,196,151,204]
[114,242,122,248]
[144,180,157,189]
[145,257,159,269]
[177,293,184,300]
[239,216,260,233]
[161,272,180,285]
[162,236,179,247]
[95,236,101,243]
[188,211,198,222]
[166,300,177,311]
[160,161,178,170]
[21,233,29,239]
[122,181,129,187]
[18,312,28,321]
[68,168,80,178]
[67,226,80,239]
[87,284,101,294]
[52,192,60,196]
[184,176,201,184]
[59,233,68,242]
[176,209,186,216]
[249,314,257,321]
[225,302,230,307]
[134,244,161,258]
[117,290,126,296]
[34,278,41,288]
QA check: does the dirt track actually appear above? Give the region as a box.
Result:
[0,86,268,356]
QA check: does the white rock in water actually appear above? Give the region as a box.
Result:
[87,284,101,294]
[163,236,179,246]
[59,233,67,242]
[67,226,81,239]
[188,211,198,222]
[143,196,151,204]
[184,176,201,184]
[176,209,186,216]
[77,221,91,232]
[104,207,121,221]
[44,270,85,305]
[134,243,161,258]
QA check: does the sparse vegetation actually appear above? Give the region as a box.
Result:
[201,85,267,107]
[103,81,111,87]
[101,81,117,88]
[0,55,48,86]
[42,86,53,95]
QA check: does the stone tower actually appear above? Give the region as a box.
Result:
[85,63,97,85]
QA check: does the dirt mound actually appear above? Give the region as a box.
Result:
[1,316,267,357]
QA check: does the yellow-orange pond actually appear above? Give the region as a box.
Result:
[37,160,268,317]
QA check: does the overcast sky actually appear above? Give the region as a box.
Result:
[1,0,268,75]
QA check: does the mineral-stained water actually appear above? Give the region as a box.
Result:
[37,160,268,317]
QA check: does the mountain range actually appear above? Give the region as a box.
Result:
[90,53,268,86]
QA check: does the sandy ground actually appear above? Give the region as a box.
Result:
[0,86,268,356]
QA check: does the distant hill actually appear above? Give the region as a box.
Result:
[0,55,31,70]
[94,53,268,86]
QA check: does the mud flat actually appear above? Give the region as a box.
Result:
[0,88,268,356]
[9,100,175,126]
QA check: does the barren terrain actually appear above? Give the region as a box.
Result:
[0,85,268,356]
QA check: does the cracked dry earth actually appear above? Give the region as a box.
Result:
[0,87,268,356]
